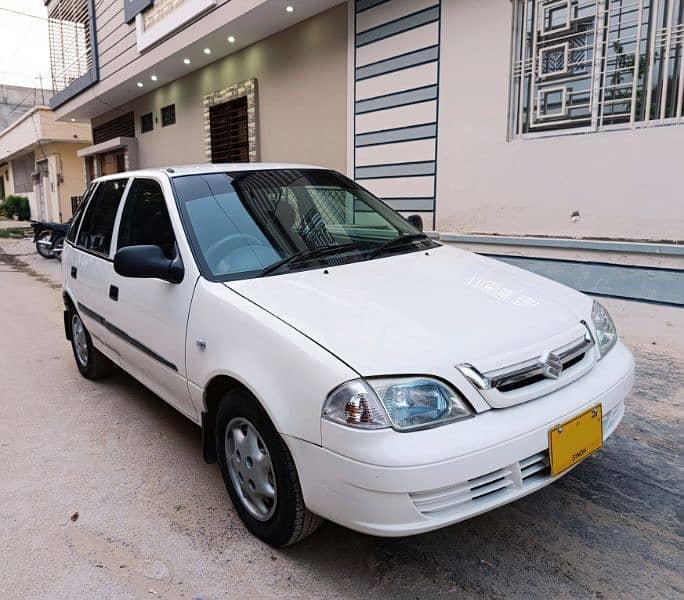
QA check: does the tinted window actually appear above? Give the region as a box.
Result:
[117,179,176,260]
[77,179,127,255]
[67,183,97,243]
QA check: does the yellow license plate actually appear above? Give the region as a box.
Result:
[549,405,603,476]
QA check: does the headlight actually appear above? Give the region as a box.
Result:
[323,377,472,432]
[591,301,617,358]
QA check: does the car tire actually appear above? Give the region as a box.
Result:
[216,389,322,547]
[68,309,112,379]
[36,232,55,258]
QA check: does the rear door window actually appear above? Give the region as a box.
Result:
[76,179,128,256]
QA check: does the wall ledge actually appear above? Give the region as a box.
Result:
[438,233,684,257]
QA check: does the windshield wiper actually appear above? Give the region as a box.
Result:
[260,242,364,276]
[368,233,429,259]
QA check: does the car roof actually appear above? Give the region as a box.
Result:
[91,163,327,182]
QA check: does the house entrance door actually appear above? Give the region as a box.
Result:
[98,151,126,176]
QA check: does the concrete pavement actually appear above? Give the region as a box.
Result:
[0,238,682,599]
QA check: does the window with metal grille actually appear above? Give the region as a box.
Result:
[510,0,683,138]
[161,104,176,127]
[92,112,135,145]
[48,0,94,95]
[141,112,154,133]
[209,97,249,163]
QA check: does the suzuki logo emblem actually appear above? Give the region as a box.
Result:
[539,351,563,379]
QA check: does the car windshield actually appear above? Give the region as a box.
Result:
[172,168,432,280]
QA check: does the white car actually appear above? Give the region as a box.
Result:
[62,164,634,547]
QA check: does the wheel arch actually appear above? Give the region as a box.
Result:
[201,374,278,464]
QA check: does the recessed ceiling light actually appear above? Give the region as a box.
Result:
[227,35,236,43]
[137,81,144,87]
[203,48,211,55]
[286,5,294,12]
[151,74,158,81]
[183,58,191,64]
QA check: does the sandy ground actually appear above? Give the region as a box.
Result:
[0,237,682,599]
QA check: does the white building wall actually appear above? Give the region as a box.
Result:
[436,0,684,242]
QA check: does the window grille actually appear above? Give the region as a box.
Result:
[209,97,249,163]
[48,0,94,94]
[141,113,154,133]
[92,112,135,145]
[161,104,176,127]
[510,0,684,137]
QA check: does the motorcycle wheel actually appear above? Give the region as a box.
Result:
[52,236,65,261]
[36,231,55,259]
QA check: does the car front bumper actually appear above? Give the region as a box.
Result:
[285,341,634,537]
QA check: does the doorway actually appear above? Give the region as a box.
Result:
[98,151,126,176]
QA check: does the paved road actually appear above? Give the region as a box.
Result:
[1,239,682,599]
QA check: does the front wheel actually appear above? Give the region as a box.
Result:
[216,390,322,547]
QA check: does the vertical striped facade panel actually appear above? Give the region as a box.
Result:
[353,0,441,221]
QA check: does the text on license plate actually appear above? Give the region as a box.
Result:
[548,404,603,477]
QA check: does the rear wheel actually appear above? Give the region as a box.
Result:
[216,390,322,547]
[36,231,54,258]
[68,310,112,379]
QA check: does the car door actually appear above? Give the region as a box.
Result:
[106,176,199,420]
[67,178,129,362]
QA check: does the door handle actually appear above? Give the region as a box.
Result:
[109,285,119,301]
[71,266,77,279]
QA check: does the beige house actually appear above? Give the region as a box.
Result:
[46,0,683,304]
[0,107,92,222]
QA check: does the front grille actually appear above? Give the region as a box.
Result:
[497,351,587,392]
[409,451,551,519]
[457,325,596,405]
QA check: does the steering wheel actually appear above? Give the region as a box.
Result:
[204,233,272,273]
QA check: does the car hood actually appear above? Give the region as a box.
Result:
[226,245,592,379]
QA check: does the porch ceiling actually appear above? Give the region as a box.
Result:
[54,0,344,122]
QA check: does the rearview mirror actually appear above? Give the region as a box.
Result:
[407,214,424,232]
[114,245,184,284]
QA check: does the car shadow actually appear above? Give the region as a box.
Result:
[94,348,682,599]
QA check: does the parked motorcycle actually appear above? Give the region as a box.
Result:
[30,220,71,260]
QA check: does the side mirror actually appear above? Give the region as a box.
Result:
[407,214,424,232]
[114,245,184,284]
